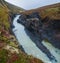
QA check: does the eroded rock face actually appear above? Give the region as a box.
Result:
[42,18,60,49]
[17,12,60,49]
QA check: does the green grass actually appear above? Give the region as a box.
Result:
[0,6,10,30]
[0,49,8,63]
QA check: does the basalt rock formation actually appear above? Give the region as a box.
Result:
[17,12,60,49]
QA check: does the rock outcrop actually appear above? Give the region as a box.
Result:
[17,12,60,49]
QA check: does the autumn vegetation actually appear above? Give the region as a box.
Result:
[0,0,60,63]
[0,0,43,63]
[22,3,60,19]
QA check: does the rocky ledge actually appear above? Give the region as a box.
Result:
[17,12,60,49]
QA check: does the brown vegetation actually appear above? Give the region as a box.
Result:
[22,3,60,19]
[0,0,43,63]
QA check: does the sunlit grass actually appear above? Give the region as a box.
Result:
[0,6,10,30]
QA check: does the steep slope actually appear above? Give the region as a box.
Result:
[5,1,25,14]
[0,0,24,14]
[0,0,43,63]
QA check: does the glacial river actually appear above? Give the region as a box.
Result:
[12,15,60,63]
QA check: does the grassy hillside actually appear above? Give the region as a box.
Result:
[0,0,25,14]
[0,0,43,63]
[5,1,25,14]
[0,1,10,30]
[22,3,60,19]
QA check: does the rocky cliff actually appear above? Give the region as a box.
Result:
[18,4,60,49]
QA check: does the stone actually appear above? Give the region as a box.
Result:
[18,12,60,49]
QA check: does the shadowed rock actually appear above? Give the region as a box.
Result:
[17,12,60,49]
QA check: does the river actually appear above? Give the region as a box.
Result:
[12,15,60,63]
